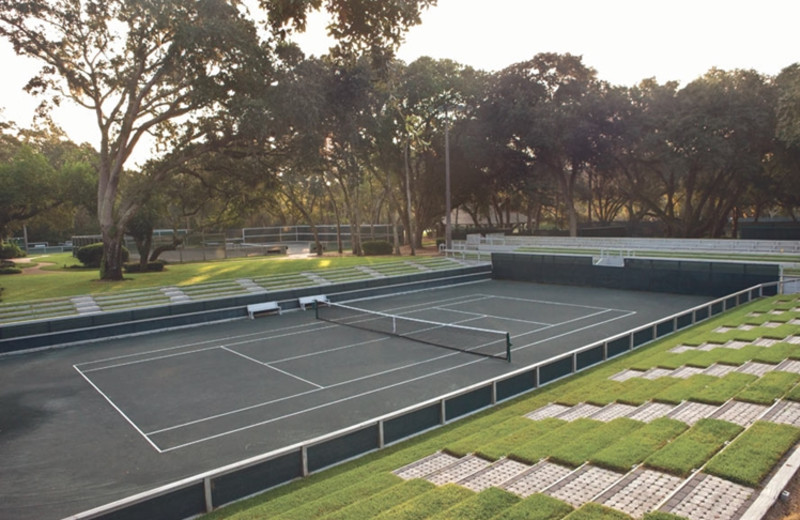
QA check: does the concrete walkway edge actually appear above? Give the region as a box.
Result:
[744,444,800,518]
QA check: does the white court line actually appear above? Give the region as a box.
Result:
[479,293,633,313]
[157,354,488,452]
[80,345,222,373]
[73,365,164,453]
[146,342,463,436]
[220,346,324,389]
[434,306,552,327]
[511,310,637,352]
[74,320,333,369]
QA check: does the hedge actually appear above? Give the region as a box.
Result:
[76,242,129,268]
[362,241,393,256]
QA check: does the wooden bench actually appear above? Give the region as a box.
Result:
[247,301,281,319]
[298,294,329,311]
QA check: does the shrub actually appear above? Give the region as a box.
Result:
[362,240,393,255]
[123,261,165,273]
[0,241,24,259]
[0,267,22,275]
[76,242,129,268]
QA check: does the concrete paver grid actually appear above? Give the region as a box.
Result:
[525,403,571,420]
[545,464,623,508]
[777,359,800,374]
[703,363,738,377]
[670,366,706,379]
[641,367,674,379]
[556,402,602,421]
[427,455,490,485]
[763,400,800,427]
[737,361,777,377]
[597,468,684,519]
[711,401,769,428]
[626,402,677,423]
[667,402,721,425]
[393,451,460,480]
[501,461,573,498]
[610,369,645,382]
[663,473,754,520]
[591,403,638,422]
[458,458,529,492]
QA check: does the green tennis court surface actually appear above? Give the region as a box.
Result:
[0,279,708,519]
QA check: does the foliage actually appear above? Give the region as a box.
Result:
[563,503,632,520]
[0,241,24,259]
[642,513,689,520]
[491,493,573,520]
[735,371,800,404]
[704,421,800,487]
[549,418,643,468]
[76,243,129,269]
[590,418,688,472]
[362,240,394,255]
[644,419,743,477]
[688,372,758,405]
[0,266,21,275]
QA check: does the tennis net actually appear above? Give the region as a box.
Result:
[316,302,511,361]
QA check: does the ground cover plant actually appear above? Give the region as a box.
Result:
[704,421,800,487]
[643,419,743,477]
[199,294,799,520]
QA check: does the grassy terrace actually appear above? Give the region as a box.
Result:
[198,293,800,520]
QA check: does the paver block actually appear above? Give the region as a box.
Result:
[777,359,800,374]
[667,402,720,425]
[787,334,800,344]
[591,403,638,422]
[627,402,677,423]
[764,321,784,328]
[699,342,727,351]
[724,340,749,349]
[763,400,800,427]
[754,337,780,347]
[671,366,706,379]
[394,451,460,480]
[738,324,756,331]
[670,345,697,354]
[610,369,645,382]
[501,461,572,498]
[714,326,734,333]
[545,465,623,508]
[662,473,753,520]
[642,367,674,380]
[597,468,683,519]
[703,363,738,377]
[427,454,490,485]
[711,401,769,427]
[737,361,776,377]
[526,403,571,421]
[459,458,529,492]
[556,403,602,421]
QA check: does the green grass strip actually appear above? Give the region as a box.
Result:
[445,417,538,457]
[682,346,763,368]
[688,372,758,405]
[372,484,474,520]
[616,377,680,405]
[644,419,743,477]
[652,374,718,404]
[478,418,566,461]
[549,418,643,468]
[642,512,690,520]
[318,479,435,520]
[735,371,800,404]
[556,379,623,406]
[510,419,601,465]
[428,487,520,520]
[786,383,800,402]
[563,502,632,519]
[704,421,800,487]
[491,493,574,520]
[590,418,688,472]
[751,342,800,364]
[273,472,402,520]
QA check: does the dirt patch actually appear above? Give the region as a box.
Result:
[763,470,800,519]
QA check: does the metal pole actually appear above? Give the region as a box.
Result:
[445,106,452,250]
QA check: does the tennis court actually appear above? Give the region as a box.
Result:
[0,279,709,520]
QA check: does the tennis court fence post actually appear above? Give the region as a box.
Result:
[506,333,511,363]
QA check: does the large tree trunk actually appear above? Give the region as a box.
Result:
[100,230,126,281]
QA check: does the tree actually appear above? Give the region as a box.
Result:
[0,0,435,279]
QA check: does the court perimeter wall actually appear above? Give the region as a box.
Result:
[491,252,781,297]
[0,264,491,354]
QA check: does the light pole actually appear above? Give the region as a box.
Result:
[444,106,452,251]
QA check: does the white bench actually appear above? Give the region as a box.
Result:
[247,301,281,319]
[298,294,329,311]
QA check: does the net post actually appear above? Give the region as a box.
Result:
[313,300,318,319]
[506,333,512,363]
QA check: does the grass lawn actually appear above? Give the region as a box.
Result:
[0,252,427,303]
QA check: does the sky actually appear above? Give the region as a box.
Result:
[1,0,798,160]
